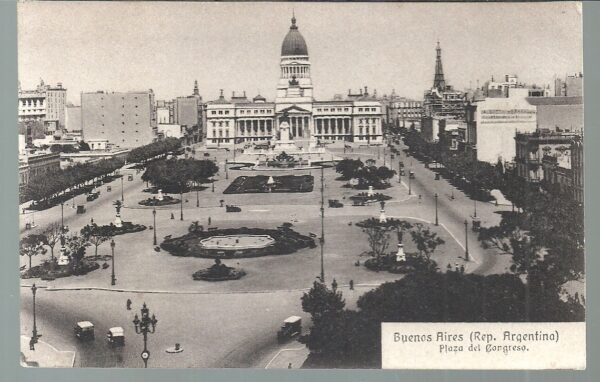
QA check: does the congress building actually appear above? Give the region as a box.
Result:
[205,15,383,148]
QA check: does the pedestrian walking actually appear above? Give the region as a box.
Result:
[288,363,292,369]
[126,299,132,310]
[29,337,35,351]
[331,278,338,292]
[349,279,354,290]
[208,216,212,226]
[418,194,422,203]
[90,217,94,224]
[171,212,175,220]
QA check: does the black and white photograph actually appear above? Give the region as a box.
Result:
[17,1,585,369]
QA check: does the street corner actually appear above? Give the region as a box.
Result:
[20,335,76,368]
[264,343,309,369]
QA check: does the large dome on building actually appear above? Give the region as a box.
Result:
[281,15,308,56]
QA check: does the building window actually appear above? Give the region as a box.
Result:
[218,111,223,115]
[225,111,229,115]
[212,111,216,115]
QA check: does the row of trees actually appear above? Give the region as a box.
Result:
[141,158,219,194]
[19,221,120,275]
[335,159,396,189]
[21,158,124,204]
[126,137,182,165]
[19,221,111,271]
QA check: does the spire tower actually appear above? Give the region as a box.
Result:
[433,41,446,91]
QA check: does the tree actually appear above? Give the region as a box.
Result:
[409,223,445,264]
[65,235,90,265]
[41,222,63,261]
[81,224,113,256]
[20,234,47,270]
[335,159,363,180]
[301,281,346,321]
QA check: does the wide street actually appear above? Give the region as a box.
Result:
[19,140,513,368]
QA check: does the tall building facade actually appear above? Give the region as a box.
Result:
[18,79,67,131]
[81,90,157,148]
[205,15,383,147]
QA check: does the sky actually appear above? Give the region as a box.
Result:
[18,1,583,105]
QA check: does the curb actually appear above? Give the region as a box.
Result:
[22,283,384,295]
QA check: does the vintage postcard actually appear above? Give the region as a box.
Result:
[17,1,584,369]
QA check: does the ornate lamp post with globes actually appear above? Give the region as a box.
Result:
[152,208,157,246]
[110,239,116,285]
[132,303,158,368]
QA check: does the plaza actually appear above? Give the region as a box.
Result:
[19,139,512,368]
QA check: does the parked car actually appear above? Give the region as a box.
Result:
[106,327,125,346]
[74,321,95,341]
[86,192,99,202]
[226,205,241,212]
[277,316,302,343]
[328,199,343,208]
[409,171,415,179]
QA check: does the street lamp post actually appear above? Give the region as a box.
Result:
[121,176,124,202]
[110,239,116,285]
[408,175,412,195]
[212,180,215,193]
[225,159,228,180]
[196,183,200,208]
[319,166,325,284]
[60,202,64,231]
[473,199,477,218]
[434,193,439,226]
[180,191,184,221]
[31,283,38,344]
[132,303,158,368]
[152,208,157,246]
[464,219,470,261]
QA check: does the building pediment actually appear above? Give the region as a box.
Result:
[279,105,311,114]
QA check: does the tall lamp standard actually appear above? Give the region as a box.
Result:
[132,303,158,368]
[152,208,157,246]
[473,199,477,218]
[31,283,39,345]
[121,176,124,202]
[464,219,470,261]
[110,239,116,285]
[179,189,184,221]
[434,193,439,226]
[60,202,64,231]
[225,159,229,180]
[408,174,412,195]
[319,166,325,283]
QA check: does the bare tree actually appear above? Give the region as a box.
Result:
[41,222,63,261]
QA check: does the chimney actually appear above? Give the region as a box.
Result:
[232,91,236,98]
[243,91,246,98]
[219,89,224,98]
[364,86,368,95]
[348,89,351,95]
[359,88,363,95]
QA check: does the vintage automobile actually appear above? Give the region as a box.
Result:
[76,205,86,214]
[74,321,95,341]
[226,205,241,212]
[106,327,125,346]
[86,192,99,202]
[277,316,302,343]
[328,199,343,208]
[409,170,415,179]
[128,174,134,181]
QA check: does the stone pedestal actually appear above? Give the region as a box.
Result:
[396,243,406,263]
[57,246,70,266]
[114,214,123,228]
[368,186,374,197]
[157,189,164,201]
[379,209,387,223]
